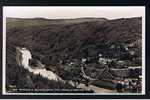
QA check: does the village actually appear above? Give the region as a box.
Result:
[16,46,142,93]
[61,53,142,93]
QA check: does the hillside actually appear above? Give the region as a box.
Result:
[6,17,142,65]
[6,17,142,92]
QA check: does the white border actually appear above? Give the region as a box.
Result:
[3,6,6,95]
[2,6,145,95]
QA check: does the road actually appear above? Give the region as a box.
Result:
[17,46,117,93]
[77,83,116,93]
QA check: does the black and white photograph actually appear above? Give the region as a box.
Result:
[2,6,145,95]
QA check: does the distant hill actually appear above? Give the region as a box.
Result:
[6,17,107,30]
[6,17,142,66]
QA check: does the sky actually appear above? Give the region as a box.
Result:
[3,6,145,19]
